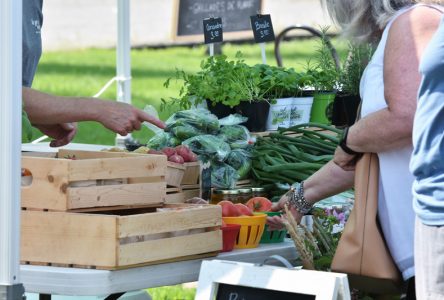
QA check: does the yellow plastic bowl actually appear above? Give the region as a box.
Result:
[222,213,267,249]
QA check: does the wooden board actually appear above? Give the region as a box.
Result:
[21,204,222,269]
[21,150,167,211]
[165,189,200,204]
[167,161,200,187]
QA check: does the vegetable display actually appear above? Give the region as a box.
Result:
[146,109,254,189]
[252,123,342,197]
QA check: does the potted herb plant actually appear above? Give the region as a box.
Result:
[332,42,373,127]
[308,28,340,125]
[254,64,315,130]
[162,53,270,131]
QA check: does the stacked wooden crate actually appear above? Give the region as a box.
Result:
[20,150,221,270]
[165,161,201,204]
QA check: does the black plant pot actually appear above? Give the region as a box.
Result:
[206,99,236,119]
[235,101,270,132]
[332,94,361,127]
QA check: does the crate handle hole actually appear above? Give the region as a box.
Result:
[21,168,33,187]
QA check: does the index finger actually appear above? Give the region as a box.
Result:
[137,109,166,129]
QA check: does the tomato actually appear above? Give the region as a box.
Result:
[218,200,240,217]
[245,197,273,212]
[234,203,253,216]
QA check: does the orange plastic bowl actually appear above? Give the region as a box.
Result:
[222,214,267,249]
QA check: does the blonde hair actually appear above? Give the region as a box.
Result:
[322,0,444,42]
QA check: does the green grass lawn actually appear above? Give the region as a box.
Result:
[32,38,347,146]
[146,285,196,300]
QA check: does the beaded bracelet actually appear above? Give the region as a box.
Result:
[286,181,313,215]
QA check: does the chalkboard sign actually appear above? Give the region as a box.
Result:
[250,14,275,43]
[203,17,223,44]
[175,0,262,37]
[216,283,316,300]
[196,260,351,300]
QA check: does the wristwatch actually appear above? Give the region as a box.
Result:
[339,127,360,155]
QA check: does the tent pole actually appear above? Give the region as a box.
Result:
[115,0,132,147]
[0,0,26,298]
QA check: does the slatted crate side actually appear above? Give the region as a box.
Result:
[67,181,166,210]
[118,205,222,237]
[21,156,71,211]
[21,205,222,269]
[118,230,222,266]
[166,161,200,187]
[165,188,200,204]
[21,150,168,211]
[117,204,222,267]
[20,210,118,268]
[181,162,200,185]
[67,155,166,181]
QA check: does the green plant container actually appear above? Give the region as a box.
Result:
[310,92,336,124]
[260,212,287,244]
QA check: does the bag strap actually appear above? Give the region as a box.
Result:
[355,102,362,123]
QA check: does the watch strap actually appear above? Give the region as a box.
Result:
[339,127,360,155]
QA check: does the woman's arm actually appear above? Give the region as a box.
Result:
[268,160,354,226]
[347,7,442,153]
[334,7,442,170]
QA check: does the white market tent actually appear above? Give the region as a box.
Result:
[0,0,132,298]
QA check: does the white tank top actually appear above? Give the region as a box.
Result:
[359,4,441,280]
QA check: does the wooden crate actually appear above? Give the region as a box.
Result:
[21,150,167,211]
[21,204,222,269]
[166,161,200,187]
[166,185,200,204]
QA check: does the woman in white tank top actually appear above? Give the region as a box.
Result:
[268,0,443,298]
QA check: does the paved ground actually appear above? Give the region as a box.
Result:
[41,0,332,50]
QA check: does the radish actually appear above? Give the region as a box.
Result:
[175,145,198,162]
[162,147,176,157]
[168,154,185,164]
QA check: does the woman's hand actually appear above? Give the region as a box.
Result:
[266,190,303,230]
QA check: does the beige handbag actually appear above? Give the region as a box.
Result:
[331,153,403,294]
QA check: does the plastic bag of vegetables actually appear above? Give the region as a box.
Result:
[218,125,251,149]
[226,149,252,179]
[211,162,240,189]
[182,135,231,162]
[218,113,248,126]
[146,132,180,150]
[170,123,204,140]
[165,109,220,134]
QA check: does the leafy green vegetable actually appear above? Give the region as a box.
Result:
[22,110,33,143]
[182,135,231,162]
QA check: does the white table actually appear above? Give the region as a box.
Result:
[21,240,298,299]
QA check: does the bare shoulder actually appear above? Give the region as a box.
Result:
[390,5,442,36]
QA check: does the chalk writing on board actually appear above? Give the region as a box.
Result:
[203,17,223,44]
[250,14,275,43]
[177,0,261,36]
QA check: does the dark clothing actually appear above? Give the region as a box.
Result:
[23,0,43,87]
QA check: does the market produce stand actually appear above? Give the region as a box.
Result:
[21,240,298,299]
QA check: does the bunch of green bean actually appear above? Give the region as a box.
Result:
[252,123,342,189]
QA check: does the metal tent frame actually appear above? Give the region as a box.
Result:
[0,1,132,298]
